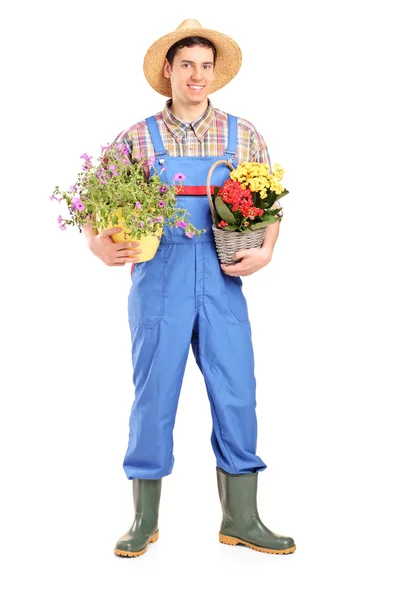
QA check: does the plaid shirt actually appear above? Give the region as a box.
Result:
[113,99,283,217]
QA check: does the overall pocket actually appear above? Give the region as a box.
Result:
[128,246,165,328]
[223,274,249,322]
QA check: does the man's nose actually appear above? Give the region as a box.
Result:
[191,67,202,81]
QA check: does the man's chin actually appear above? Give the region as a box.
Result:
[186,93,208,104]
[188,97,206,104]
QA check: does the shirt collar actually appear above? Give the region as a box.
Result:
[162,99,214,143]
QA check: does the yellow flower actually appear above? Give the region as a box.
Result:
[272,163,285,181]
[226,161,286,204]
[230,161,274,191]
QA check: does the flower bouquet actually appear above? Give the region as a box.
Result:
[50,142,206,262]
[206,160,289,265]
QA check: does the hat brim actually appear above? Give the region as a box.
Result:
[143,27,242,97]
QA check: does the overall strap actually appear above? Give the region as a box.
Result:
[225,114,237,159]
[145,116,168,159]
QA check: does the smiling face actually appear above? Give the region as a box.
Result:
[163,45,216,109]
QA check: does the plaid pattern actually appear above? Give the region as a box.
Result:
[114,99,283,217]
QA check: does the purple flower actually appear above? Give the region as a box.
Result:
[139,221,145,228]
[72,197,85,211]
[174,172,186,182]
[185,230,195,239]
[100,144,111,153]
[155,216,163,222]
[58,215,63,224]
[59,223,67,230]
[49,193,60,202]
[147,156,155,167]
[158,201,165,208]
[135,201,142,210]
[176,220,188,229]
[81,154,93,166]
[160,167,166,173]
[69,185,77,192]
[159,186,167,194]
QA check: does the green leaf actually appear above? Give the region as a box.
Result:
[262,208,282,219]
[215,196,236,224]
[260,191,276,210]
[276,189,289,200]
[249,220,271,231]
[262,212,280,222]
[213,186,220,198]
[221,224,238,231]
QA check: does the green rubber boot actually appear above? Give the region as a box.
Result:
[114,478,162,558]
[216,467,296,554]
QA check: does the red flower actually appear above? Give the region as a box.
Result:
[217,179,254,216]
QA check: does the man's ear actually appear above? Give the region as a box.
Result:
[164,58,171,79]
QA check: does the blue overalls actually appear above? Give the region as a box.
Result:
[123,113,267,479]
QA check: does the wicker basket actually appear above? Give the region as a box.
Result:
[206,160,268,265]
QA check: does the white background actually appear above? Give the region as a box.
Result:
[1,0,399,598]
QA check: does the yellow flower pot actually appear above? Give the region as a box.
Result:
[96,207,164,262]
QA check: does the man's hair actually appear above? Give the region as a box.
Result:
[165,36,217,68]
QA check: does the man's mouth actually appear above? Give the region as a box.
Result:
[187,85,205,90]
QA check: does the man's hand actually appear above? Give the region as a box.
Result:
[89,227,142,267]
[220,247,272,276]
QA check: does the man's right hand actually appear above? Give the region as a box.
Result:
[89,227,142,266]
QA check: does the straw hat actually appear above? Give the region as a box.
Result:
[143,19,242,97]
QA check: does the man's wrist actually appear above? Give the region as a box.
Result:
[83,220,98,245]
[260,245,273,260]
[260,219,280,259]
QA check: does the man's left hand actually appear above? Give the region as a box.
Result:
[220,247,273,276]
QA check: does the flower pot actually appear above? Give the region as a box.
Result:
[96,208,164,262]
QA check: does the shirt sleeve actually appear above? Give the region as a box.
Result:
[251,129,284,219]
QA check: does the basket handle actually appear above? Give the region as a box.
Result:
[206,160,235,223]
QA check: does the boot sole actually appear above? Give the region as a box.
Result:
[114,530,159,558]
[219,533,296,555]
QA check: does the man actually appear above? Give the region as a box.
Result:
[84,19,295,557]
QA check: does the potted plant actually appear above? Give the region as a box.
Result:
[206,160,289,265]
[50,142,206,262]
